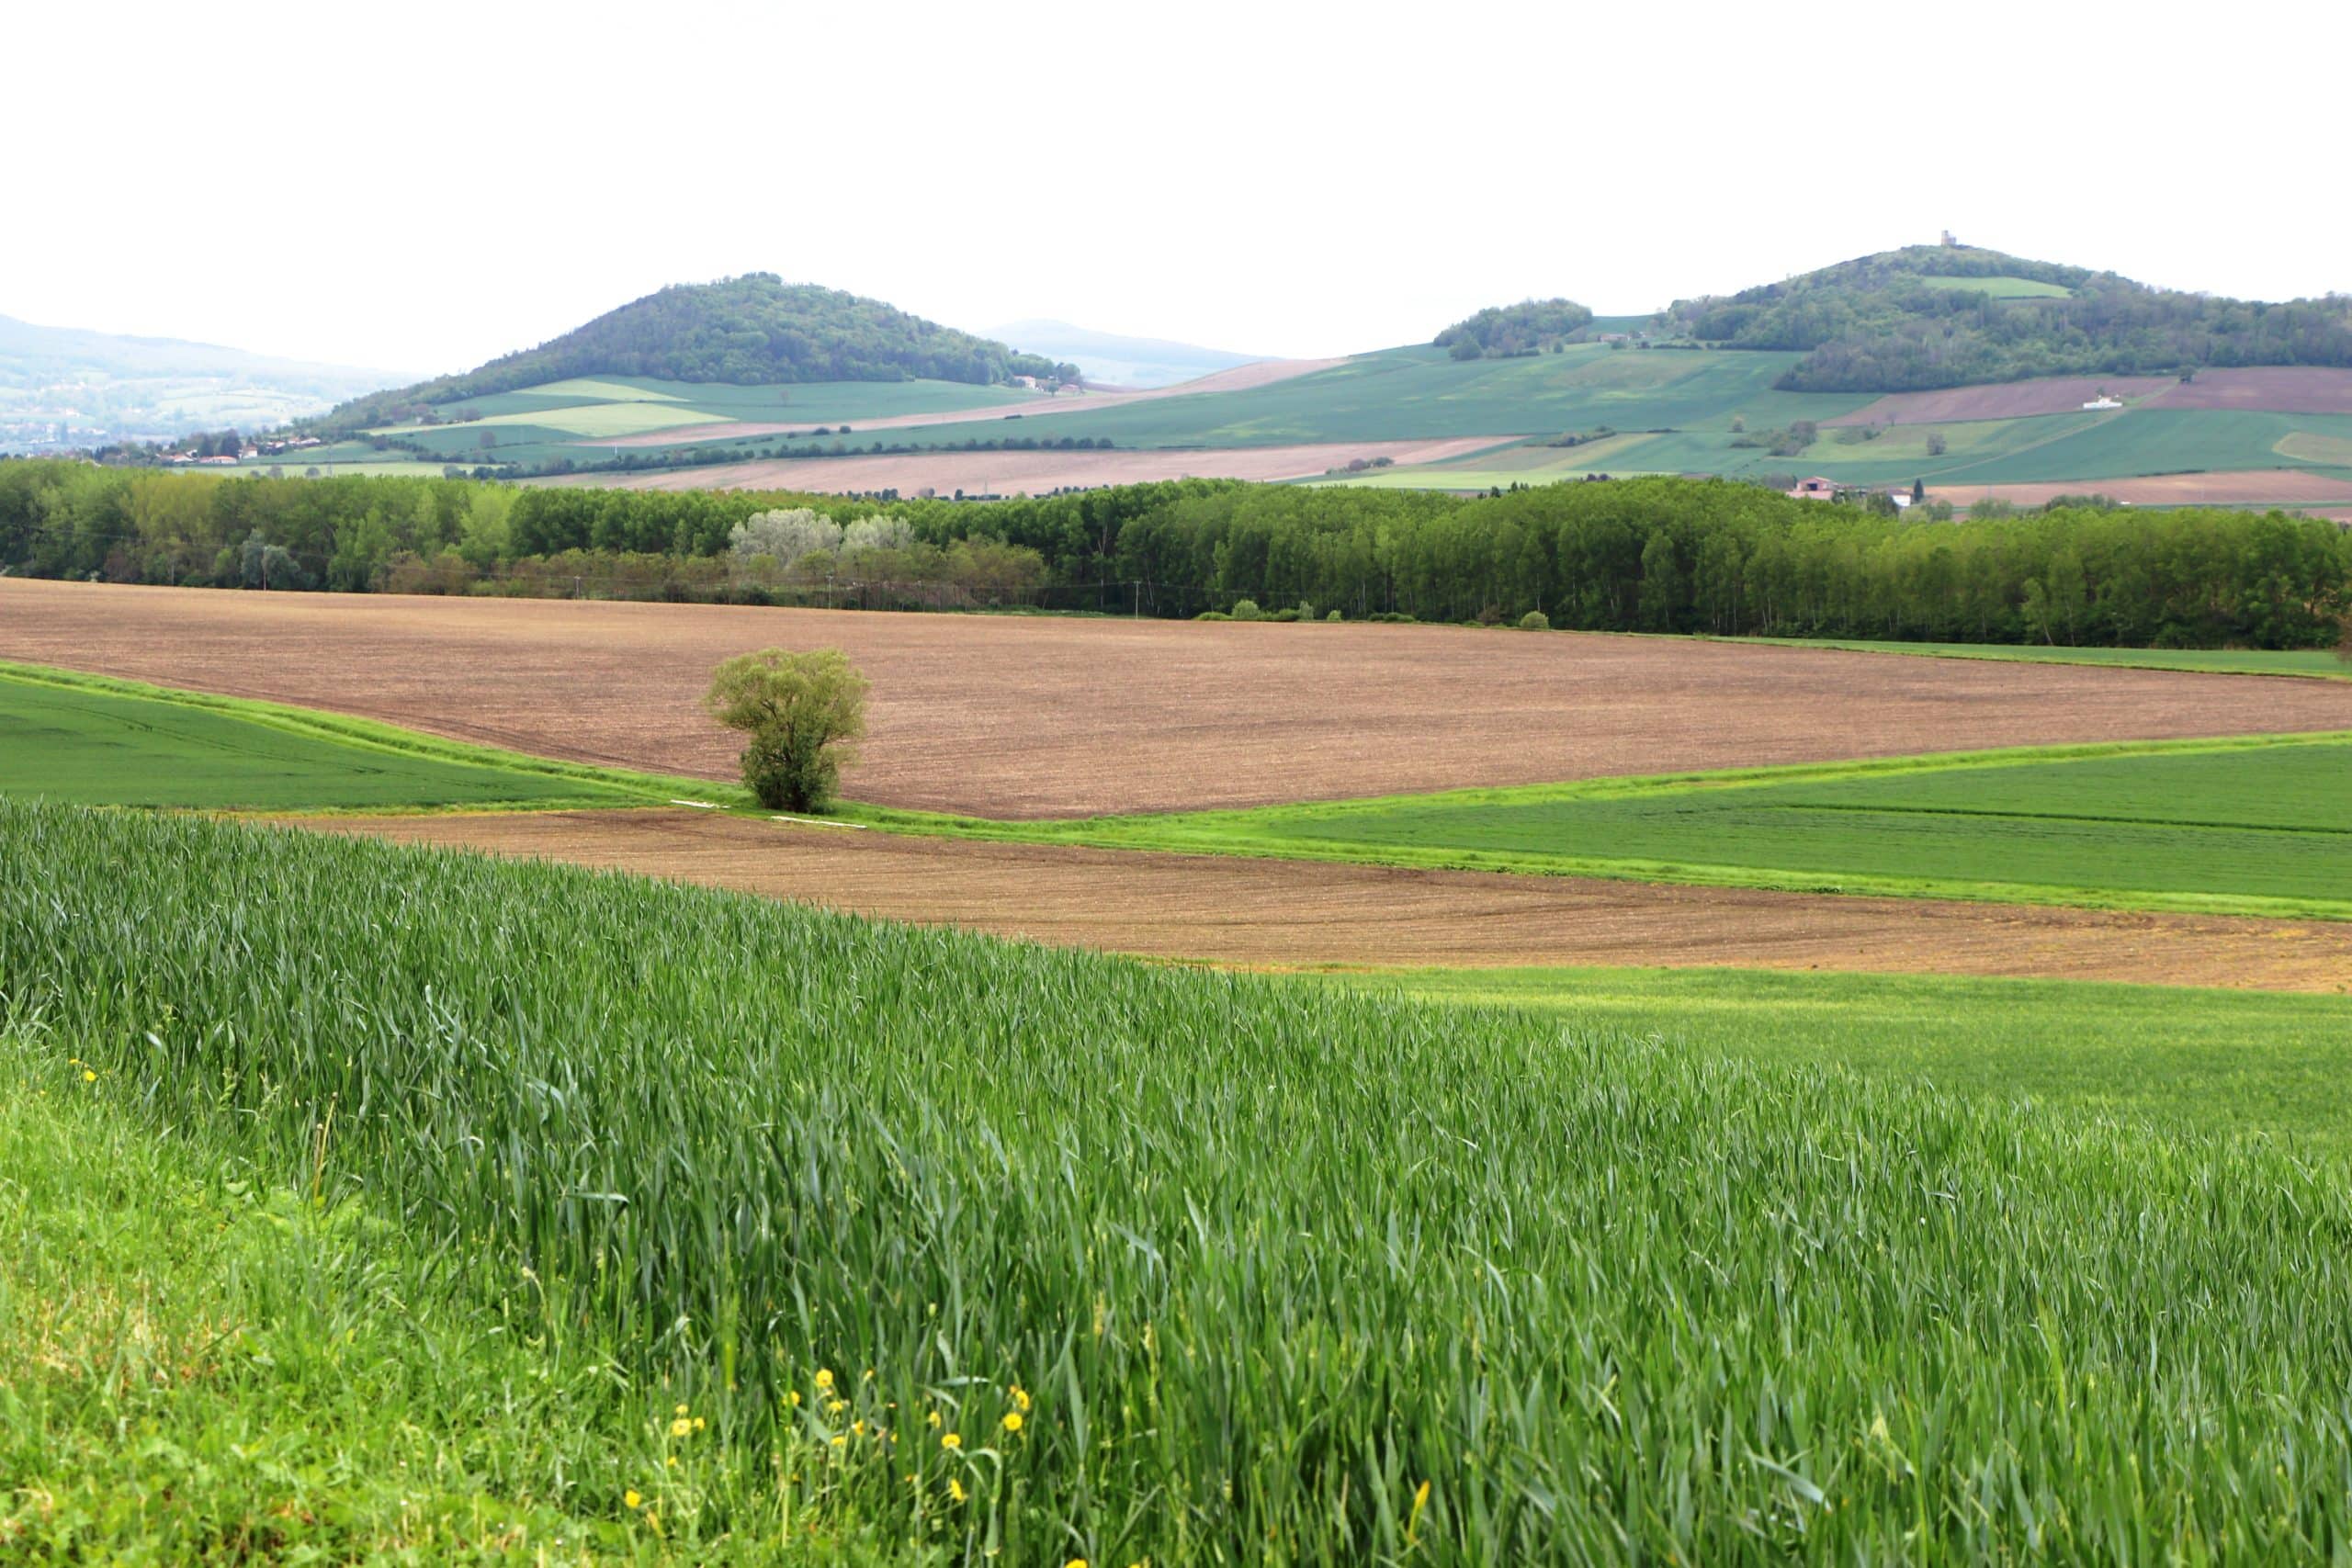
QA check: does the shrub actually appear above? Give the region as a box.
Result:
[1229,599,1263,622]
[1194,610,1231,622]
[1326,609,1343,622]
[704,647,868,812]
[1519,610,1552,630]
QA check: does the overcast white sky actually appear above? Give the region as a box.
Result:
[6,1,2346,378]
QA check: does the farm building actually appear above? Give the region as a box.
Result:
[1787,476,1841,501]
[2083,395,2124,411]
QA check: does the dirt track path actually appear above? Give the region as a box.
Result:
[300,809,2352,993]
[8,579,2352,818]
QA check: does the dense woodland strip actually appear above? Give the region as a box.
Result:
[3,461,2346,649]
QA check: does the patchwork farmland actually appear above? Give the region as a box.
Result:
[10,524,2352,1557]
[15,226,2352,1556]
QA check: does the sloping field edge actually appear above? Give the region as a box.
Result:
[0,660,731,815]
[859,730,2352,922]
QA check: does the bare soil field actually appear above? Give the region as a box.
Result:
[1931,470,2352,510]
[538,437,1502,496]
[594,356,1351,448]
[2150,367,2352,413]
[302,809,2352,992]
[9,580,2352,818]
[1825,377,2176,426]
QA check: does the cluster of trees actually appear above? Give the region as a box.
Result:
[315,276,1080,431]
[1665,245,2352,392]
[1434,299,1596,360]
[5,461,2346,649]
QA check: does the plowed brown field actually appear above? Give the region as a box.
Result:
[1929,470,2352,510]
[1826,377,2176,426]
[300,809,2352,992]
[9,578,2352,818]
[2153,367,2352,413]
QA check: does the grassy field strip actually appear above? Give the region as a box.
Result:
[0,660,729,813]
[881,730,2352,920]
[1327,964,2352,1149]
[1714,635,2352,682]
[12,800,2352,1557]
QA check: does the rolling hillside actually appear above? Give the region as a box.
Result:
[0,314,400,453]
[311,275,1081,434]
[215,246,2352,507]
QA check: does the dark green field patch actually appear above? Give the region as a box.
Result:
[0,674,641,811]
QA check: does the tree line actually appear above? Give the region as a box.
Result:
[3,460,2346,649]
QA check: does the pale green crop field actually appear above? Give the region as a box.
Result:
[1914,274,2075,299]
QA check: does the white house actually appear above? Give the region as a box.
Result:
[2082,395,2123,411]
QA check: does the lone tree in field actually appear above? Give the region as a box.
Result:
[706,648,868,812]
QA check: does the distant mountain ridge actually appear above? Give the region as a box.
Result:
[0,314,399,451]
[318,276,1080,432]
[1661,244,2352,392]
[987,320,1258,389]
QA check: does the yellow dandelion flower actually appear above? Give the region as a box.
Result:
[674,1404,689,1416]
[624,1489,641,1509]
[852,1420,866,1437]
[941,1432,961,1450]
[83,1070,96,1083]
[814,1369,834,1390]
[787,1390,802,1406]
[826,1398,846,1415]
[830,1435,846,1448]
[693,1416,706,1431]
[1010,1384,1031,1412]
[666,1455,677,1468]
[1001,1412,1023,1434]
[926,1409,941,1427]
[1066,1559,1089,1568]
[949,1478,967,1504]
[670,1416,693,1438]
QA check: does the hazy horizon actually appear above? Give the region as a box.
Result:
[6,0,2346,380]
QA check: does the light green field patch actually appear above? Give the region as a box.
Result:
[522,377,689,403]
[2277,430,2352,466]
[375,401,727,439]
[1915,275,2074,299]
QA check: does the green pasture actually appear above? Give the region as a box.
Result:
[1730,636,2352,681]
[570,344,1869,454]
[0,663,694,812]
[15,801,2352,1558]
[1914,274,2074,299]
[1023,735,2352,919]
[406,373,1035,430]
[1347,964,2352,1149]
[1930,408,2352,487]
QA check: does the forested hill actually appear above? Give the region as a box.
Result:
[316,276,1080,430]
[1663,245,2352,392]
